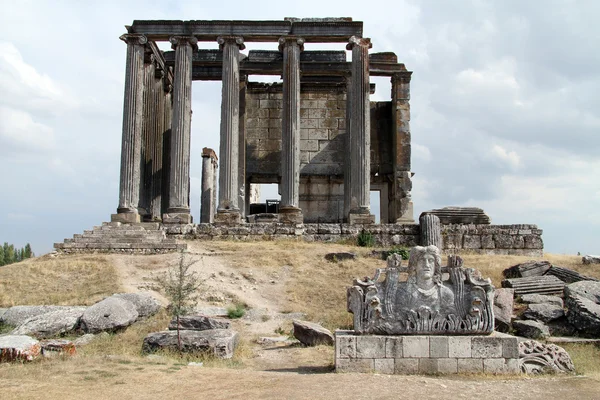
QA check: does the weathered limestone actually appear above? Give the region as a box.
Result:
[0,335,41,362]
[502,275,565,296]
[11,307,86,338]
[346,36,374,224]
[168,315,231,331]
[164,35,197,224]
[419,213,441,247]
[493,288,514,332]
[512,320,550,339]
[564,281,600,335]
[112,34,147,224]
[518,340,575,374]
[293,320,334,346]
[582,255,600,264]
[142,329,239,359]
[201,148,218,223]
[216,36,245,224]
[81,296,139,333]
[278,37,304,223]
[347,246,495,335]
[423,207,491,225]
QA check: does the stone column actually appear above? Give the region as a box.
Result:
[215,36,245,225]
[163,36,197,224]
[420,213,442,248]
[201,148,218,223]
[278,36,304,225]
[346,36,375,225]
[112,34,147,224]
[391,72,414,223]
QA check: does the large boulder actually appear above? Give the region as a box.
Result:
[565,281,600,336]
[1,306,77,327]
[112,293,161,319]
[142,329,238,359]
[168,315,230,331]
[520,294,563,308]
[513,320,550,339]
[11,307,86,338]
[582,255,600,264]
[523,303,564,323]
[0,335,41,362]
[81,297,138,333]
[493,288,514,332]
[292,320,334,346]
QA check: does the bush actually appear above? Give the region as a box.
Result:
[357,230,375,247]
[227,304,246,319]
[386,247,409,260]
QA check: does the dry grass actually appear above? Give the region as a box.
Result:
[560,343,600,379]
[0,254,122,307]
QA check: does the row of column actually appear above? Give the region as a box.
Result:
[114,34,375,224]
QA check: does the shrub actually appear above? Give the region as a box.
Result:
[357,230,375,247]
[387,247,409,260]
[227,304,246,319]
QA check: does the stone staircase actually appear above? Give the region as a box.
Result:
[54,222,187,254]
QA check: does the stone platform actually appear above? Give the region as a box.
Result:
[335,331,519,375]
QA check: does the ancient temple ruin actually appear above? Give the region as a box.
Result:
[110,18,414,226]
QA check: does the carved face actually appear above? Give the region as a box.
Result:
[417,254,436,281]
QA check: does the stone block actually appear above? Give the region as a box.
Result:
[429,336,449,358]
[336,333,356,359]
[418,358,438,374]
[308,128,328,140]
[481,234,495,249]
[356,336,386,358]
[463,235,482,249]
[502,337,519,359]
[336,358,373,373]
[301,118,318,129]
[162,213,193,224]
[402,336,429,358]
[348,213,376,225]
[111,213,140,224]
[457,358,484,373]
[394,358,419,374]
[374,358,395,374]
[438,358,458,373]
[472,337,502,358]
[448,337,471,358]
[484,358,518,374]
[385,337,402,358]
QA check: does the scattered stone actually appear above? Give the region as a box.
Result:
[11,307,86,338]
[503,261,551,279]
[519,294,563,308]
[546,317,578,337]
[564,281,600,336]
[0,335,41,362]
[518,339,575,374]
[40,339,76,357]
[501,275,564,296]
[493,288,514,332]
[188,362,203,367]
[168,315,231,331]
[142,329,238,359]
[257,336,297,345]
[112,293,161,319]
[546,336,600,344]
[512,320,550,339]
[420,207,491,225]
[292,320,334,346]
[582,255,600,264]
[324,252,356,262]
[81,296,139,333]
[523,303,564,323]
[1,306,80,327]
[546,265,598,283]
[0,308,7,319]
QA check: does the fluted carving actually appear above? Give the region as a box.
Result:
[419,213,442,248]
[117,34,147,215]
[167,36,197,215]
[279,37,304,211]
[346,36,373,218]
[217,37,244,213]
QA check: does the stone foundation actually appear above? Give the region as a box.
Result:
[335,331,520,374]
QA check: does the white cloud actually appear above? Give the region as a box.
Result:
[490,144,520,170]
[0,106,56,153]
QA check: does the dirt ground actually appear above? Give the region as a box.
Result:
[2,241,600,399]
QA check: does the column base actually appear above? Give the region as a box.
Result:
[162,213,193,224]
[348,212,375,225]
[111,212,140,224]
[395,201,415,224]
[215,210,241,225]
[278,206,304,225]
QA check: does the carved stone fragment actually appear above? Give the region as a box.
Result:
[347,245,495,335]
[518,339,575,374]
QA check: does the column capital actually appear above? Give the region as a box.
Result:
[169,36,198,50]
[346,36,372,50]
[278,36,305,52]
[392,72,412,84]
[217,36,245,50]
[119,33,147,45]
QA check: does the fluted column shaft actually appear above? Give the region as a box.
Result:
[117,34,147,215]
[167,36,197,214]
[343,73,353,218]
[347,37,372,216]
[279,37,304,210]
[217,37,244,212]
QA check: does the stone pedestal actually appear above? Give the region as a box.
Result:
[395,201,415,223]
[278,206,304,225]
[115,34,147,220]
[214,210,241,225]
[165,36,197,222]
[162,213,193,224]
[217,36,245,220]
[201,148,218,223]
[348,212,375,225]
[111,212,141,224]
[335,331,520,375]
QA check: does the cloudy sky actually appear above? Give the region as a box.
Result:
[1,0,598,255]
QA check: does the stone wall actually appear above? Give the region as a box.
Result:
[165,223,543,256]
[335,331,520,374]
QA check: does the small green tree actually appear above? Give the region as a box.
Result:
[155,252,202,352]
[0,246,4,266]
[4,244,15,265]
[24,243,33,259]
